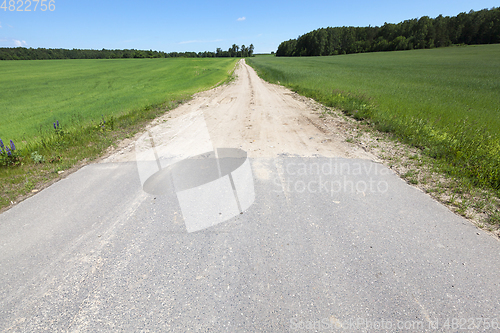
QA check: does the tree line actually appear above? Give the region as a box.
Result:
[0,44,254,60]
[276,7,500,56]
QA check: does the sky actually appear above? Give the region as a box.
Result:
[0,0,498,54]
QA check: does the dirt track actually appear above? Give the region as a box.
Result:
[104,59,375,163]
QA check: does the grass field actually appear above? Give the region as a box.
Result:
[0,58,237,146]
[0,57,237,209]
[247,45,500,190]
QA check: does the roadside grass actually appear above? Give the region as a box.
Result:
[247,45,500,230]
[311,102,500,232]
[0,58,238,210]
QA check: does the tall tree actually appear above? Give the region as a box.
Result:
[276,7,500,56]
[249,44,255,57]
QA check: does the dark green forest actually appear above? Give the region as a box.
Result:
[0,44,254,60]
[276,7,500,56]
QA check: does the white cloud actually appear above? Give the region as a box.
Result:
[179,39,223,45]
[179,40,199,44]
[13,39,27,47]
[0,22,14,29]
[0,38,28,47]
[237,17,246,21]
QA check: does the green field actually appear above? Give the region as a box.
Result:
[247,45,500,189]
[0,58,237,146]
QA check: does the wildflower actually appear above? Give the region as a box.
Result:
[53,123,56,130]
[10,140,15,151]
[56,120,59,127]
[0,139,4,149]
[6,147,11,157]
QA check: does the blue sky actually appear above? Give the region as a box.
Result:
[0,0,498,53]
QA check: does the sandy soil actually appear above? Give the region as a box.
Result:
[103,59,375,163]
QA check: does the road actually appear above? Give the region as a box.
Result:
[1,60,500,332]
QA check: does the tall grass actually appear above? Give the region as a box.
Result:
[247,45,500,190]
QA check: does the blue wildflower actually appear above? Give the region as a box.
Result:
[57,120,59,127]
[6,147,11,157]
[10,140,15,151]
[0,139,4,149]
[53,123,57,130]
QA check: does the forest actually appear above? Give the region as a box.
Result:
[0,44,254,60]
[276,7,500,56]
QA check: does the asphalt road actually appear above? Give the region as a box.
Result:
[1,155,500,332]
